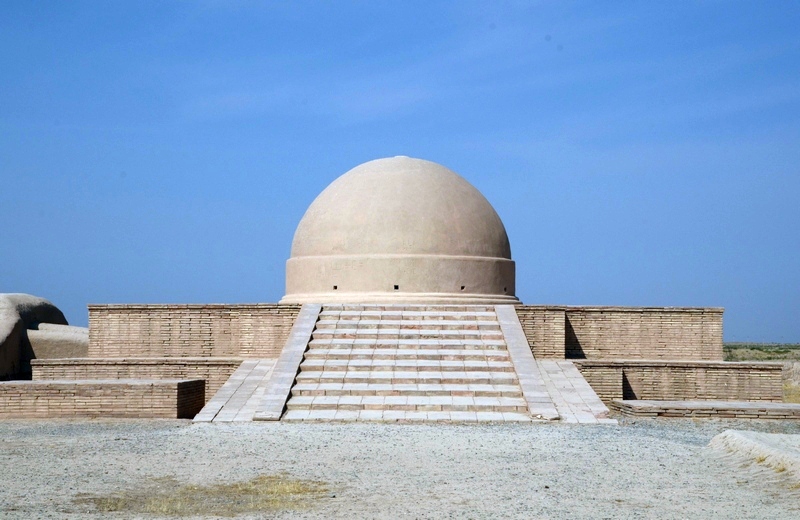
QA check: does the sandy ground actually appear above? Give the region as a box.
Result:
[2,419,800,519]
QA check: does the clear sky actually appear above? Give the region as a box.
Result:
[1,1,798,341]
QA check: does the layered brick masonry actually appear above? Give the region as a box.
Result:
[516,306,724,360]
[0,379,204,419]
[31,358,242,403]
[574,360,783,402]
[611,400,800,419]
[9,302,783,421]
[88,304,301,358]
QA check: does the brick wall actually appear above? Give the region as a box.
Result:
[574,360,783,402]
[515,306,723,360]
[0,379,205,419]
[575,364,624,401]
[565,307,723,360]
[31,358,242,402]
[514,307,565,358]
[88,304,301,358]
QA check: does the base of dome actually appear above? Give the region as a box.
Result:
[279,291,520,305]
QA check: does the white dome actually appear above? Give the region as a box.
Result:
[281,156,516,304]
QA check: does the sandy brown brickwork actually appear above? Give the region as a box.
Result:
[514,307,565,358]
[0,379,204,419]
[88,304,301,358]
[31,358,242,403]
[574,363,624,401]
[574,360,783,402]
[610,400,800,419]
[565,307,723,360]
[515,306,723,360]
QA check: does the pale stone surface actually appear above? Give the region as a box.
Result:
[281,157,517,304]
[253,304,321,421]
[0,293,67,326]
[4,420,800,518]
[0,293,72,378]
[0,308,23,378]
[26,324,88,359]
[710,429,800,483]
[283,305,535,421]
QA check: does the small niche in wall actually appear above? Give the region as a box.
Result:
[333,285,338,290]
[394,285,399,290]
[503,287,507,294]
[460,286,465,291]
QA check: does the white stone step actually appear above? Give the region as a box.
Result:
[308,338,507,348]
[314,319,502,329]
[537,360,615,424]
[299,358,516,372]
[282,409,533,422]
[291,382,523,397]
[319,310,497,319]
[285,394,529,413]
[312,327,502,339]
[193,359,277,423]
[295,370,519,385]
[303,348,510,360]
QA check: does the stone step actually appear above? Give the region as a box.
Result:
[303,348,510,361]
[314,319,502,329]
[309,338,507,348]
[291,382,523,397]
[319,310,497,319]
[312,328,503,338]
[322,305,495,312]
[295,370,519,385]
[282,409,533,422]
[299,359,515,372]
[194,359,278,423]
[536,360,614,424]
[285,395,529,413]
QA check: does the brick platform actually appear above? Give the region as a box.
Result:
[611,400,800,419]
[574,360,783,402]
[31,358,242,403]
[0,379,205,419]
[515,306,723,360]
[87,303,301,358]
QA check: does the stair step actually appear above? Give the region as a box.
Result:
[299,359,515,372]
[291,382,523,397]
[309,338,507,348]
[314,319,501,329]
[286,395,528,412]
[320,304,495,309]
[319,310,497,319]
[282,409,532,422]
[304,348,510,361]
[295,371,518,385]
[312,328,502,337]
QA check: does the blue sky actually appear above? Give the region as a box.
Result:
[1,1,798,341]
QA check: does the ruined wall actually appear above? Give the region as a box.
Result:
[31,357,242,402]
[0,379,205,419]
[88,304,301,358]
[515,306,724,360]
[574,360,783,402]
[514,307,565,358]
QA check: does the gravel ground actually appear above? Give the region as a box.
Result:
[2,418,800,519]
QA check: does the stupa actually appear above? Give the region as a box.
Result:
[281,156,517,304]
[1,156,789,423]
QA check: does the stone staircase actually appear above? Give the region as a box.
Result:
[193,359,277,422]
[282,305,535,422]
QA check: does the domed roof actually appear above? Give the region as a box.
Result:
[291,156,511,259]
[282,156,517,304]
